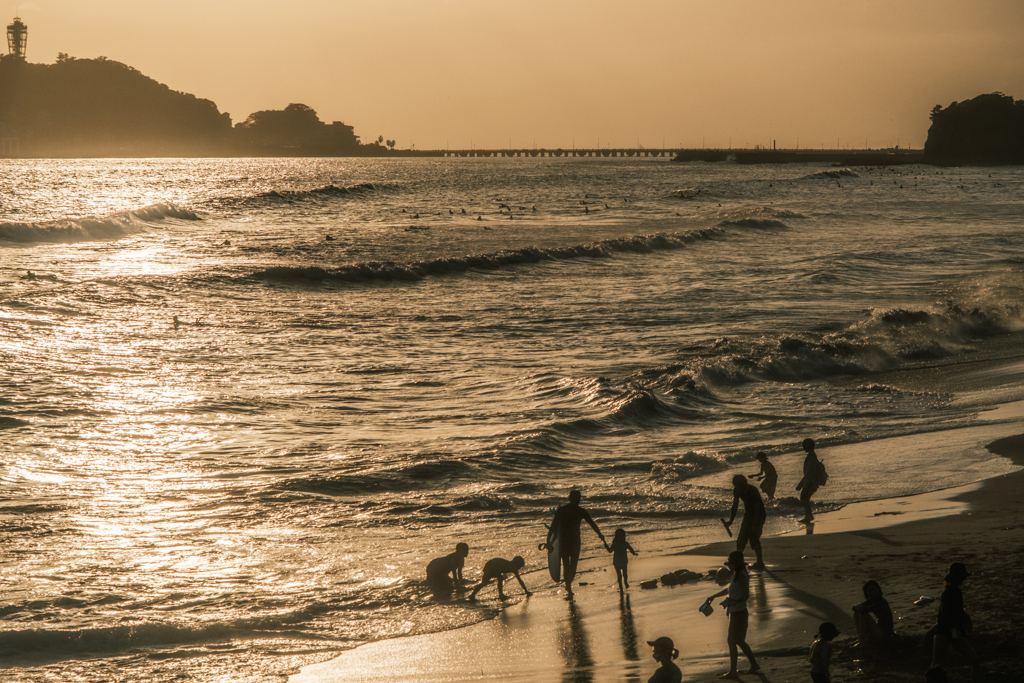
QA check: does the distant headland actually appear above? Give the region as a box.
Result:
[0,51,400,158]
[924,92,1024,166]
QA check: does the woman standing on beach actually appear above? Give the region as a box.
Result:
[706,551,760,678]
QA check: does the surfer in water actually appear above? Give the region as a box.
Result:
[545,489,608,598]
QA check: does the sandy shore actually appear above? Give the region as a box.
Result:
[714,431,1024,683]
[289,430,1023,683]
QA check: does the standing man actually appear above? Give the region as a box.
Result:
[796,438,821,524]
[546,489,608,598]
[723,474,766,570]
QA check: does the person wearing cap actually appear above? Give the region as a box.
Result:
[809,622,840,682]
[928,562,979,672]
[646,636,682,683]
[705,551,760,678]
[723,474,766,570]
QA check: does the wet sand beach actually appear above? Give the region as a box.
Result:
[290,428,1023,683]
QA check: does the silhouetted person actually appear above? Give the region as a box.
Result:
[607,528,638,591]
[723,474,766,570]
[809,622,840,683]
[22,270,36,281]
[706,551,760,678]
[796,438,822,523]
[927,563,979,673]
[546,489,608,598]
[748,451,777,501]
[852,580,893,653]
[468,556,530,601]
[925,666,948,683]
[425,542,469,589]
[646,636,682,683]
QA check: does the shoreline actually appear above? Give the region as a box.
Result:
[288,429,1023,683]
[675,431,1024,682]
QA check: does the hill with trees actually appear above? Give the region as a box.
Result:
[924,93,1024,166]
[0,54,384,157]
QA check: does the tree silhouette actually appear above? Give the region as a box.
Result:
[925,93,1024,165]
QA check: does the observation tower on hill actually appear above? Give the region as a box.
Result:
[7,15,27,60]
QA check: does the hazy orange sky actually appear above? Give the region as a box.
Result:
[10,0,1024,150]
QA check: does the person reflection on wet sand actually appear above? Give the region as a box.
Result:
[558,600,595,683]
[618,593,640,662]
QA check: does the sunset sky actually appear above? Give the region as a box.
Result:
[9,0,1024,150]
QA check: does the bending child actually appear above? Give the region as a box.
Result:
[468,556,531,601]
[425,542,469,589]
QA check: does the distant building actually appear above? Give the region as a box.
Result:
[7,15,27,60]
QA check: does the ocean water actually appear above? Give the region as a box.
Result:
[1,157,1023,682]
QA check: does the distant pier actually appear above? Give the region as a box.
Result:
[438,148,678,158]
[415,147,926,165]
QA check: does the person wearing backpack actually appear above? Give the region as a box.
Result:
[796,438,827,524]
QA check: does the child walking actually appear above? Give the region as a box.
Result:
[608,528,639,590]
[809,622,840,682]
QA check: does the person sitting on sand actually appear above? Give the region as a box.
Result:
[809,622,840,683]
[796,438,824,523]
[748,452,777,501]
[646,636,682,683]
[468,556,531,601]
[852,579,893,652]
[545,489,608,598]
[706,551,760,678]
[927,562,979,673]
[425,542,469,589]
[607,528,639,591]
[723,475,766,570]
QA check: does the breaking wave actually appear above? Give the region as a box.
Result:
[0,204,199,245]
[251,228,725,284]
[803,168,860,180]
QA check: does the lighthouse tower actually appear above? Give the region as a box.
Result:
[7,16,27,60]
